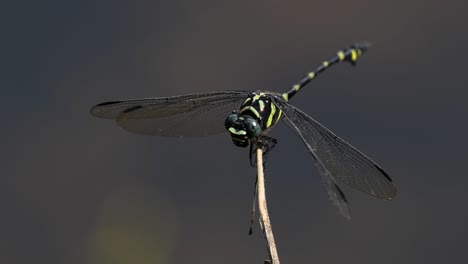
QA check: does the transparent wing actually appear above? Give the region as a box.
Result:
[90,91,250,137]
[273,96,397,201]
[316,160,351,219]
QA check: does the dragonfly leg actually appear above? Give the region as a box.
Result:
[248,175,258,235]
[250,136,278,167]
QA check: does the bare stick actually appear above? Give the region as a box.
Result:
[256,146,280,264]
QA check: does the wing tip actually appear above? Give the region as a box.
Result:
[374,164,392,182]
[90,101,126,119]
[335,183,348,203]
[89,105,102,118]
[335,183,352,220]
[372,165,398,200]
[384,188,398,200]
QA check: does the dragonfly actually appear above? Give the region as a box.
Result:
[90,43,397,219]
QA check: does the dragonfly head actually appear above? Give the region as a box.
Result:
[225,112,261,147]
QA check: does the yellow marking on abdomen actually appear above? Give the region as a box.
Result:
[308,72,315,79]
[337,51,345,61]
[351,49,358,61]
[293,84,300,91]
[322,61,329,68]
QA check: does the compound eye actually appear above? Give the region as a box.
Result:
[225,113,238,128]
[245,118,261,138]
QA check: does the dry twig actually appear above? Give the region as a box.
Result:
[256,146,280,264]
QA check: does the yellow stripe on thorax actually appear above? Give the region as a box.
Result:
[240,106,260,118]
[266,103,276,128]
[276,109,282,123]
[258,100,265,111]
[251,92,265,103]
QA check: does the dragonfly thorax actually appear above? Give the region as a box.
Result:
[225,92,282,148]
[225,113,261,147]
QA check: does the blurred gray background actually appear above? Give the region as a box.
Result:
[2,0,468,263]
